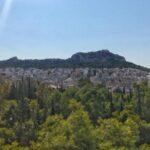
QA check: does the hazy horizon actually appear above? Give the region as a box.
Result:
[0,0,150,67]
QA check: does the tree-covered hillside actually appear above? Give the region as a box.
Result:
[0,77,150,149]
[0,50,149,71]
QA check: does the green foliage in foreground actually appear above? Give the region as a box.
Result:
[0,77,150,149]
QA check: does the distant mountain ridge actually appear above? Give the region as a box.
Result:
[0,50,149,71]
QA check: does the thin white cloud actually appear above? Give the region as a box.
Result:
[0,0,13,34]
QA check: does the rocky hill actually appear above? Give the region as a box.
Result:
[70,50,126,62]
[0,50,149,71]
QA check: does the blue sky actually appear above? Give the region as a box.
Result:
[0,0,150,67]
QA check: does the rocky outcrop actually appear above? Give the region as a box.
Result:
[71,50,126,63]
[0,68,149,92]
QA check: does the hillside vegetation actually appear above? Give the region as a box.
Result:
[0,50,149,71]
